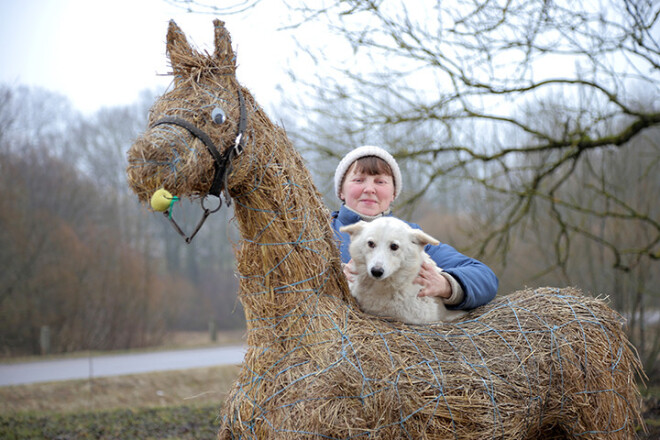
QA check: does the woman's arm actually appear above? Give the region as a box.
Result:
[424,242,499,310]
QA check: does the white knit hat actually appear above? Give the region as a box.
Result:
[334,145,402,200]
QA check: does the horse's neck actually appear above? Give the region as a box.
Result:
[228,122,348,347]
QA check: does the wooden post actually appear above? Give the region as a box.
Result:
[39,325,51,355]
[209,319,217,342]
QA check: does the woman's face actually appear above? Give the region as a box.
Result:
[340,162,395,216]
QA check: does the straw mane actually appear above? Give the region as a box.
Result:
[126,20,645,439]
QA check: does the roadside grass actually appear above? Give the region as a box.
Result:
[0,365,240,414]
[0,365,240,439]
[1,405,222,440]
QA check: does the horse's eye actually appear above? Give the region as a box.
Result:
[368,240,376,249]
[212,107,226,124]
[390,243,399,251]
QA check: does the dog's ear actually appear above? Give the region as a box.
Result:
[340,221,366,237]
[411,229,440,247]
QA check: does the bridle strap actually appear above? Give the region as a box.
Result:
[150,87,247,197]
[214,88,247,197]
[235,87,247,155]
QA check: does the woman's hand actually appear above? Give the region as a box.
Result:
[414,262,452,299]
[342,259,357,283]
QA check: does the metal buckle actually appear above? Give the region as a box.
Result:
[164,196,223,244]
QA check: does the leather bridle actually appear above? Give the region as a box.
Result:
[149,87,247,243]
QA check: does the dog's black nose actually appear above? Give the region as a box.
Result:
[370,267,384,278]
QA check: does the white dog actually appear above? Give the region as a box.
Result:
[340,217,466,325]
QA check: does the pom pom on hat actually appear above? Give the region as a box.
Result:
[334,145,402,200]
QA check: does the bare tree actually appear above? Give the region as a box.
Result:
[0,85,219,354]
[164,0,262,14]
[288,0,658,259]
[173,0,659,270]
[167,1,658,271]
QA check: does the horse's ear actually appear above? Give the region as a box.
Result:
[166,20,196,78]
[213,19,236,67]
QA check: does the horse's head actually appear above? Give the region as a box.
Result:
[127,19,247,206]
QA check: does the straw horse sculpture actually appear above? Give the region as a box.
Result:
[127,20,644,439]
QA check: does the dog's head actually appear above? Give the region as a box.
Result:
[340,217,439,280]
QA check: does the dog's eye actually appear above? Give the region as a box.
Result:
[368,240,376,248]
[390,243,399,251]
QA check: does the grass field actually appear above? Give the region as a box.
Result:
[0,365,240,414]
[1,331,659,439]
[0,365,240,439]
[1,404,222,439]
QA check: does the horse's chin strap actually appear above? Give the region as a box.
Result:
[149,87,248,243]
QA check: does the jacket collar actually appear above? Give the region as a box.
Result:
[337,204,392,224]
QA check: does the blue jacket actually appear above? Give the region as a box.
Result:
[331,205,498,310]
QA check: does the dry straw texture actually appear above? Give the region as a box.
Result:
[126,19,243,201]
[126,20,645,439]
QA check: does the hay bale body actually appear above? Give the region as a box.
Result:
[226,287,643,439]
[126,20,644,439]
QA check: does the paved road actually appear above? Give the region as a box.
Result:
[0,345,246,387]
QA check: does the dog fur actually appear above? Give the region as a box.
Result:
[340,217,467,324]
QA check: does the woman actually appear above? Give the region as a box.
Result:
[331,145,498,310]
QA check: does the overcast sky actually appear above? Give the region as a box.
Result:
[0,0,304,114]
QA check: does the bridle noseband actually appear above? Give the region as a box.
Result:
[149,87,248,243]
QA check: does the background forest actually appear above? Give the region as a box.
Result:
[1,0,658,383]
